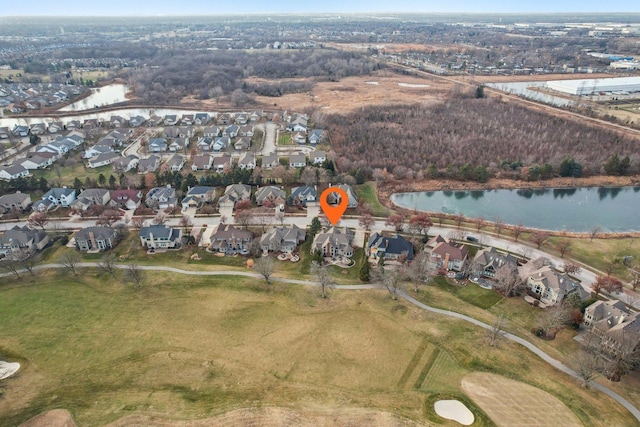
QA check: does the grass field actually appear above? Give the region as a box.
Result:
[355,182,390,217]
[0,268,637,426]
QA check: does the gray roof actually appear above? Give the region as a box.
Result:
[0,192,30,206]
[0,225,47,247]
[2,164,28,176]
[140,224,175,240]
[75,226,117,242]
[187,186,216,197]
[43,187,75,199]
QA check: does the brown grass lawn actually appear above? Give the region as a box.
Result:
[0,269,637,426]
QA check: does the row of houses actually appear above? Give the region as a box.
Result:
[0,82,87,113]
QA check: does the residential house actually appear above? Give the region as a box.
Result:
[526,265,588,306]
[235,113,249,124]
[29,123,47,135]
[89,152,120,168]
[260,225,306,253]
[75,226,118,252]
[164,115,179,126]
[12,125,29,137]
[583,300,640,356]
[203,126,220,138]
[213,137,230,152]
[194,113,210,125]
[38,187,76,208]
[169,137,189,152]
[255,186,286,206]
[0,192,31,213]
[192,154,213,171]
[83,144,114,160]
[71,188,111,211]
[366,232,414,263]
[164,127,180,138]
[112,155,139,173]
[106,130,129,144]
[146,186,177,209]
[196,137,214,151]
[65,120,81,130]
[289,153,307,168]
[147,115,164,127]
[181,114,194,125]
[287,114,308,132]
[129,115,146,127]
[0,165,29,181]
[292,131,306,144]
[238,152,256,170]
[0,127,10,139]
[310,150,327,165]
[311,227,354,258]
[20,154,53,170]
[138,155,161,174]
[148,138,168,153]
[425,235,468,271]
[309,129,325,144]
[208,224,252,254]
[238,125,254,137]
[473,247,519,278]
[139,224,181,249]
[182,186,216,210]
[110,115,127,128]
[234,136,251,150]
[109,189,142,210]
[0,225,49,257]
[326,184,358,209]
[218,183,251,206]
[262,152,279,169]
[48,122,64,134]
[163,154,185,172]
[216,113,232,126]
[250,110,263,122]
[212,154,232,173]
[222,125,240,138]
[288,186,317,207]
[178,126,194,138]
[82,118,100,130]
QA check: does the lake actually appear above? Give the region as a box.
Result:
[58,84,130,112]
[390,187,640,232]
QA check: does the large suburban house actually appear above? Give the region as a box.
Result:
[138,155,161,174]
[212,154,232,173]
[260,225,306,254]
[525,265,589,306]
[425,235,468,272]
[192,154,213,171]
[109,189,142,210]
[262,152,279,169]
[208,224,252,254]
[255,186,286,207]
[89,152,121,169]
[311,227,354,258]
[583,300,640,356]
[148,138,168,152]
[163,154,185,172]
[0,164,29,181]
[289,152,307,168]
[0,225,50,257]
[33,187,76,211]
[238,152,256,170]
[0,192,31,213]
[71,188,111,211]
[20,154,53,170]
[112,155,139,173]
[326,184,358,209]
[310,150,327,165]
[75,226,118,252]
[146,186,177,209]
[473,247,519,278]
[181,186,216,212]
[289,186,317,207]
[366,232,414,263]
[139,224,181,249]
[218,184,251,207]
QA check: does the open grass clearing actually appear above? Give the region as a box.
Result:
[0,269,636,426]
[356,182,390,217]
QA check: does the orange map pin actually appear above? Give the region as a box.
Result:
[319,187,348,225]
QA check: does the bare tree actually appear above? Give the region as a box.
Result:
[96,209,122,227]
[131,216,145,231]
[312,263,333,299]
[385,214,405,232]
[512,224,524,242]
[493,265,524,297]
[540,303,570,339]
[300,167,318,186]
[255,256,276,285]
[556,239,572,258]
[404,251,435,293]
[235,209,254,229]
[358,213,375,232]
[573,350,601,389]
[629,267,640,292]
[373,264,402,300]
[590,226,601,242]
[486,314,507,347]
[475,217,487,232]
[28,211,49,231]
[408,213,432,238]
[598,335,640,381]
[99,253,118,278]
[531,231,550,249]
[20,252,41,275]
[1,253,22,278]
[125,263,144,288]
[494,218,505,236]
[179,214,194,243]
[454,213,465,229]
[563,262,582,276]
[592,275,623,298]
[153,212,167,225]
[59,251,81,276]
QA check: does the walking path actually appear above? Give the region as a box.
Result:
[3,263,639,422]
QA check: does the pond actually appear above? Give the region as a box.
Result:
[58,84,130,111]
[390,186,640,232]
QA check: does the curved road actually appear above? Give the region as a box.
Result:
[5,262,639,422]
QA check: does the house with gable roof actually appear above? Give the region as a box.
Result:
[425,234,468,272]
[0,192,31,213]
[0,225,50,257]
[288,186,317,207]
[71,188,110,211]
[255,186,286,206]
[311,226,354,258]
[473,247,519,278]
[209,224,252,253]
[75,226,118,252]
[525,265,589,306]
[367,232,414,263]
[139,224,181,249]
[145,186,177,209]
[0,164,29,181]
[192,154,213,171]
[138,155,161,174]
[583,299,640,357]
[260,225,306,253]
[109,189,142,210]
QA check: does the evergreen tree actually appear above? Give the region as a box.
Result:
[309,216,322,239]
[359,255,370,282]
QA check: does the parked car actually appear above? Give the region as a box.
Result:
[466,235,478,242]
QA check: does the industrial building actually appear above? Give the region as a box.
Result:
[546,77,640,96]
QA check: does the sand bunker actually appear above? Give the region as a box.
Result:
[398,83,430,88]
[434,400,474,425]
[0,361,20,380]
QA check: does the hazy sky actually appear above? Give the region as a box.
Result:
[3,0,640,16]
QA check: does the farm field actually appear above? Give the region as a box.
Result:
[0,270,637,426]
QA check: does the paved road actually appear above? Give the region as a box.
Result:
[257,122,277,156]
[4,262,639,422]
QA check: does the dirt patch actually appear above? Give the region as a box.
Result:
[461,372,582,427]
[19,409,77,427]
[105,406,424,427]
